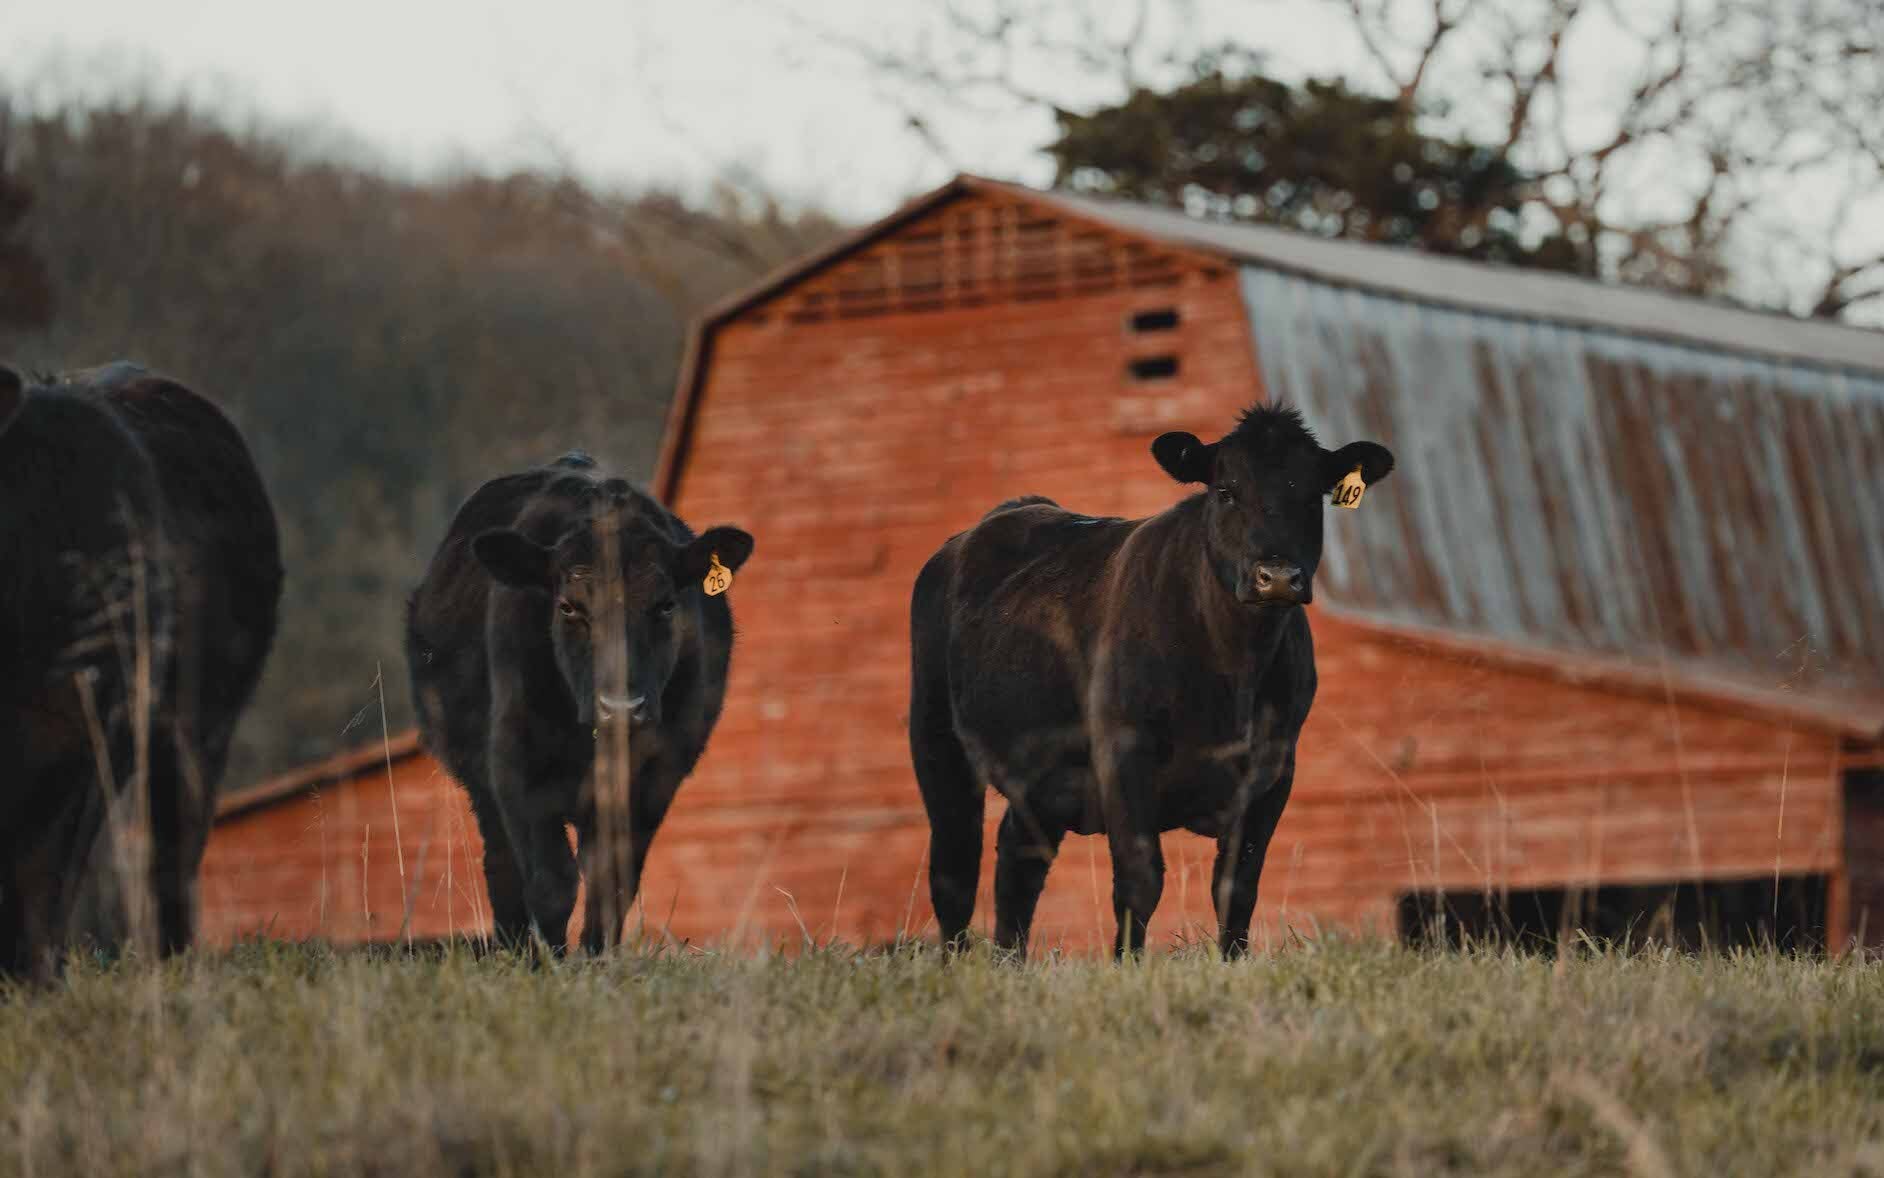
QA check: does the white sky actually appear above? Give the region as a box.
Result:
[2,0,1368,216]
[5,0,1881,318]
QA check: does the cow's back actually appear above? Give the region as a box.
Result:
[1,389,159,689]
[923,499,1138,814]
[0,388,168,775]
[84,367,282,769]
[0,381,176,973]
[406,462,595,673]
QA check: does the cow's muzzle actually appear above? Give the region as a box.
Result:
[1240,561,1309,606]
[597,693,653,726]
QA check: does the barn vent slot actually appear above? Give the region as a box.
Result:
[760,198,1197,322]
[1128,354,1180,381]
[1130,307,1180,333]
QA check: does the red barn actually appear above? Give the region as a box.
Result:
[201,176,1884,953]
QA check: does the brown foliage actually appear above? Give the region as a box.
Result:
[0,94,840,786]
[0,107,51,329]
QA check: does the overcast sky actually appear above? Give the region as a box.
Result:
[6,0,1881,320]
[3,0,1371,216]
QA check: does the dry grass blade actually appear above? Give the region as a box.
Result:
[588,507,634,952]
[1554,1070,1677,1178]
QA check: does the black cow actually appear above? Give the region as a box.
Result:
[909,404,1393,959]
[1,362,281,977]
[405,454,753,952]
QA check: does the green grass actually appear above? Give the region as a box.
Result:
[3,939,1882,1176]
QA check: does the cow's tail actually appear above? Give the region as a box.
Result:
[908,546,984,951]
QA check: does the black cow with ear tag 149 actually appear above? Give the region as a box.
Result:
[910,403,1393,959]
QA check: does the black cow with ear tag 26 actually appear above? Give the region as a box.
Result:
[406,452,753,953]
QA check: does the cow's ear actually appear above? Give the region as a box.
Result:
[1323,441,1395,491]
[1151,432,1217,484]
[473,529,555,591]
[0,366,22,437]
[679,526,755,585]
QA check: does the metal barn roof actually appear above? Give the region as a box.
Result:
[1245,268,1884,733]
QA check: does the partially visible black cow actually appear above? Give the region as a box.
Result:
[405,454,753,952]
[0,362,281,978]
[909,404,1393,959]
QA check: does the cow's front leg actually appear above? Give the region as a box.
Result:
[992,805,1065,960]
[489,744,579,953]
[513,813,579,953]
[577,764,678,954]
[1213,751,1295,959]
[1097,730,1164,960]
[463,780,531,947]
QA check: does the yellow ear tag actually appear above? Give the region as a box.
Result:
[703,553,732,596]
[1332,466,1366,510]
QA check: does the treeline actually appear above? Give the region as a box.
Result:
[0,94,840,787]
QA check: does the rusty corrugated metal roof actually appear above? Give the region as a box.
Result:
[1241,267,1884,734]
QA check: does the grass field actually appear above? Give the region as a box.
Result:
[3,939,1883,1177]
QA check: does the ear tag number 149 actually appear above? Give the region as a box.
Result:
[1332,466,1366,510]
[703,553,733,596]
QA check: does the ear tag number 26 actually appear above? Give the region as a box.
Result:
[1332,466,1367,510]
[703,553,733,596]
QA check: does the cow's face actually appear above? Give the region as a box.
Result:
[1154,405,1393,608]
[474,519,753,729]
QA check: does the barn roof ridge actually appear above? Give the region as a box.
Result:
[1004,180,1884,375]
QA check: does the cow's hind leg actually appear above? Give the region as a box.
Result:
[909,559,983,951]
[1098,736,1165,960]
[912,722,984,951]
[992,805,1063,960]
[1212,754,1295,959]
[5,763,109,981]
[147,734,213,957]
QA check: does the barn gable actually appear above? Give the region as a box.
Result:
[738,187,1223,325]
[654,178,1239,504]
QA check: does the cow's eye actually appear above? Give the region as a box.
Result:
[1216,486,1235,504]
[557,598,579,618]
[655,598,678,618]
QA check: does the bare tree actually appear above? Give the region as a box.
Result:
[786,0,1884,322]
